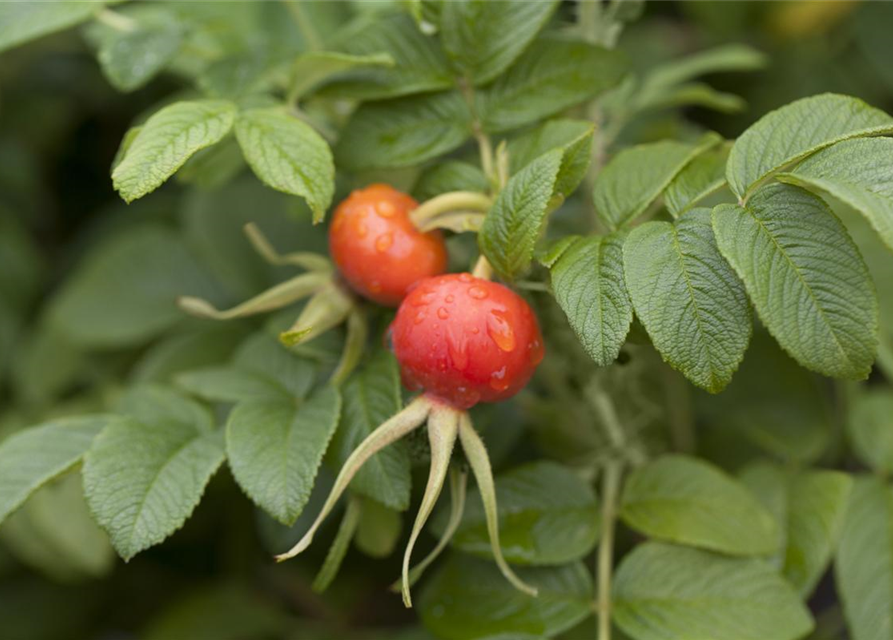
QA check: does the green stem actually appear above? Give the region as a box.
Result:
[311,496,362,593]
[597,461,622,640]
[662,368,695,454]
[285,0,322,52]
[178,272,328,320]
[95,7,137,32]
[409,191,493,230]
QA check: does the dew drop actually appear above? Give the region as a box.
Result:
[414,310,427,325]
[490,366,509,391]
[411,291,436,307]
[530,339,544,365]
[376,200,397,218]
[375,232,394,252]
[447,326,469,371]
[445,294,455,303]
[459,273,473,283]
[487,309,516,352]
[437,307,450,320]
[471,326,480,335]
[355,222,368,238]
[468,285,489,300]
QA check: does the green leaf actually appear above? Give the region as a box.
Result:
[613,542,814,640]
[623,208,751,392]
[176,137,246,189]
[0,1,106,54]
[443,461,599,565]
[835,477,893,640]
[479,149,562,280]
[176,368,288,404]
[0,416,109,525]
[846,388,893,475]
[726,93,893,199]
[419,554,593,640]
[712,183,878,379]
[289,51,394,100]
[664,143,731,216]
[336,91,471,170]
[413,161,488,201]
[226,386,341,524]
[620,454,779,556]
[321,12,453,100]
[234,108,335,223]
[112,100,237,202]
[232,333,317,399]
[546,233,632,366]
[83,389,225,560]
[440,0,558,85]
[739,463,853,598]
[480,36,627,134]
[331,350,411,511]
[508,119,595,200]
[593,133,721,230]
[48,225,224,348]
[94,18,184,92]
[355,498,402,558]
[777,137,893,253]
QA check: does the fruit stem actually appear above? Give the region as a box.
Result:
[472,256,493,281]
[244,223,332,273]
[279,280,353,347]
[409,191,492,231]
[597,461,622,640]
[457,412,538,598]
[331,309,368,386]
[178,272,329,320]
[276,396,433,562]
[401,405,459,608]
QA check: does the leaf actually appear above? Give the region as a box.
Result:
[289,51,394,99]
[546,233,633,366]
[413,161,489,201]
[226,386,341,524]
[440,0,558,85]
[442,461,599,565]
[112,100,237,202]
[234,108,335,223]
[620,454,779,556]
[419,554,593,640]
[83,389,225,560]
[176,367,288,404]
[508,119,595,200]
[478,149,562,280]
[665,143,731,216]
[846,388,893,475]
[0,1,106,54]
[835,477,893,640]
[232,333,317,399]
[712,183,878,379]
[726,93,893,199]
[355,498,402,558]
[94,18,184,92]
[777,137,893,253]
[0,416,109,525]
[623,208,751,392]
[593,133,721,230]
[740,464,853,598]
[335,91,471,170]
[48,225,224,348]
[321,12,453,100]
[480,36,627,134]
[331,350,411,511]
[613,542,814,640]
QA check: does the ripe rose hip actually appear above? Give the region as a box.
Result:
[329,184,448,306]
[390,273,544,409]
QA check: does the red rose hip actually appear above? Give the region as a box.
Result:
[390,273,544,409]
[329,184,448,306]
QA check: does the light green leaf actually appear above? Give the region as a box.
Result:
[546,233,632,366]
[176,367,288,404]
[665,142,731,216]
[623,208,751,392]
[48,225,224,348]
[0,416,110,525]
[443,461,599,565]
[726,93,893,199]
[419,554,593,640]
[440,0,558,85]
[778,137,893,253]
[232,333,317,399]
[712,183,878,379]
[336,91,471,170]
[234,108,334,223]
[331,350,411,511]
[176,137,246,189]
[480,36,627,134]
[846,388,893,475]
[226,386,341,524]
[594,133,721,230]
[479,149,562,280]
[0,1,106,54]
[413,161,488,201]
[83,392,225,560]
[321,12,453,100]
[289,51,393,100]
[620,454,779,556]
[835,477,893,640]
[112,100,237,202]
[95,19,184,92]
[508,119,595,200]
[613,542,814,640]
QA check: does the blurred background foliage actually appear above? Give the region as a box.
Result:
[1,2,892,639]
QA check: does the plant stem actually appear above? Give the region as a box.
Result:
[597,461,622,640]
[95,8,137,32]
[285,0,322,52]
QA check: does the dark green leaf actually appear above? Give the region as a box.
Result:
[508,119,595,200]
[413,161,488,201]
[0,1,106,54]
[664,143,731,217]
[846,388,893,475]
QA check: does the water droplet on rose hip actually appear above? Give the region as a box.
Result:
[459,273,473,283]
[437,307,449,320]
[375,232,393,252]
[487,309,516,352]
[411,291,436,307]
[447,326,469,370]
[414,311,427,325]
[376,200,396,217]
[490,366,509,391]
[445,294,455,303]
[468,285,488,300]
[355,222,368,238]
